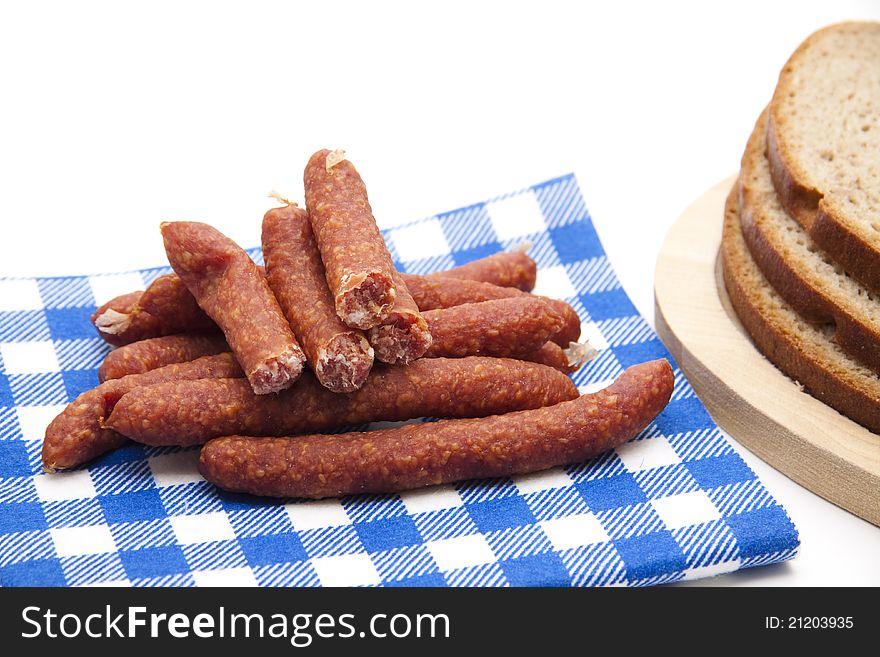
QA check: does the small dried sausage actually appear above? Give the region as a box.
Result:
[93,290,142,320]
[424,251,537,291]
[161,221,306,395]
[92,291,159,346]
[42,353,243,471]
[304,149,397,329]
[523,341,596,374]
[406,275,519,310]
[423,297,564,359]
[541,299,581,345]
[91,274,214,346]
[263,204,374,392]
[366,271,432,365]
[407,276,581,346]
[523,341,571,372]
[137,272,215,333]
[98,333,228,382]
[100,303,577,381]
[107,357,579,446]
[91,253,544,345]
[198,359,674,498]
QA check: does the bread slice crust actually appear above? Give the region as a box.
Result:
[766,21,880,292]
[740,110,880,373]
[721,181,880,433]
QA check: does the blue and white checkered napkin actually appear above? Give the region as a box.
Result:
[0,174,799,586]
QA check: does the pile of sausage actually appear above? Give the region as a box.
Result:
[42,149,674,499]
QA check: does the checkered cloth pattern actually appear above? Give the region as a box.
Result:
[0,174,799,586]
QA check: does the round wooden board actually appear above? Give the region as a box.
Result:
[654,176,880,527]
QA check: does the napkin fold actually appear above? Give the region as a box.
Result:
[0,173,798,586]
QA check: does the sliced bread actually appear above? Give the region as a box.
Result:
[721,182,880,432]
[739,109,880,373]
[766,21,880,291]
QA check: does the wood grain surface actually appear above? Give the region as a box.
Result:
[654,176,880,526]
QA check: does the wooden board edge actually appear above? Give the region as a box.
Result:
[654,176,880,527]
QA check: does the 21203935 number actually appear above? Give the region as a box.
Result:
[765,617,854,630]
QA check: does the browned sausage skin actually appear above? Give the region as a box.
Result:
[96,297,579,395]
[366,271,433,365]
[136,273,216,334]
[423,297,564,359]
[91,290,159,346]
[198,359,674,498]
[91,275,215,346]
[92,253,542,345]
[96,298,575,382]
[522,341,595,374]
[106,357,580,447]
[42,353,243,471]
[161,221,306,395]
[262,204,375,392]
[98,333,228,382]
[406,275,581,346]
[424,251,537,291]
[304,149,398,329]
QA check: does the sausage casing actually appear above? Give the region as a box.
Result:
[98,333,228,382]
[198,359,674,498]
[304,149,397,329]
[91,291,159,346]
[263,205,374,392]
[137,272,215,333]
[90,253,544,345]
[522,341,594,374]
[366,271,433,365]
[42,353,243,471]
[423,297,563,359]
[91,275,214,346]
[161,221,306,394]
[407,276,580,346]
[107,357,579,446]
[424,251,537,291]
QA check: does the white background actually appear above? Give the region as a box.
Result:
[1,0,878,586]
